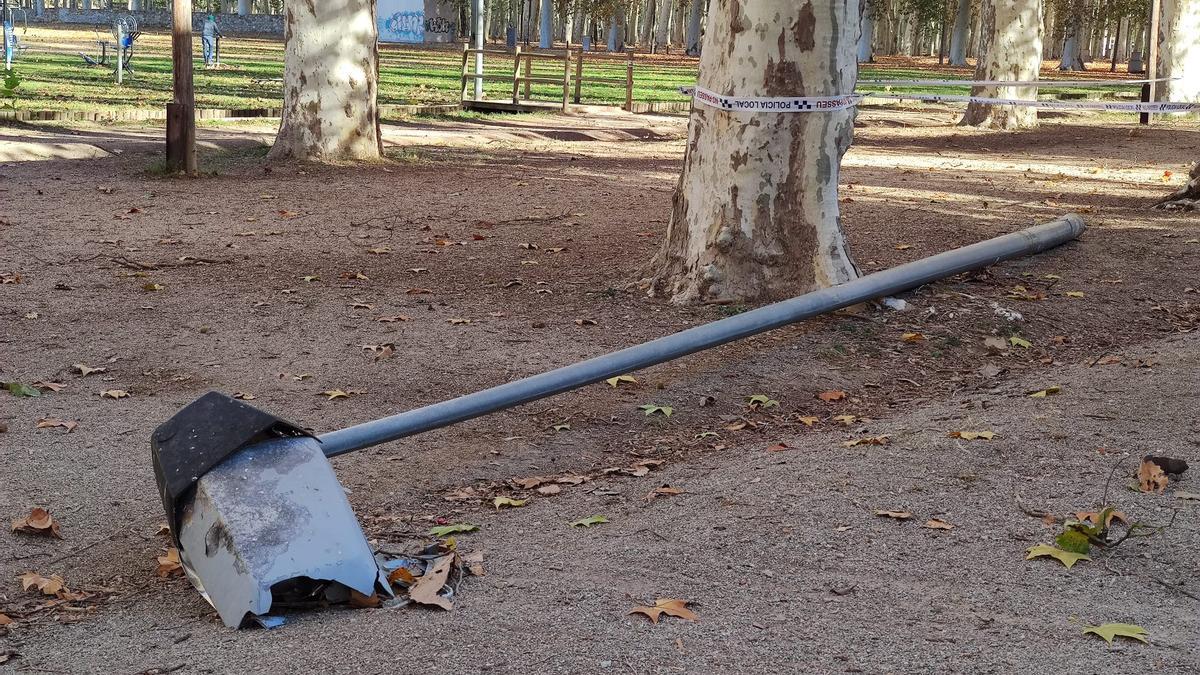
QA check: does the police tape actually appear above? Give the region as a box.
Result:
[869,91,1200,112]
[687,86,863,112]
[859,76,1175,87]
[680,86,1200,114]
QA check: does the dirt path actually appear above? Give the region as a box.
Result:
[1,108,1198,673]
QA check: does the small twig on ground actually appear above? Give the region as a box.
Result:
[1151,577,1200,602]
[111,255,158,271]
[1013,490,1057,523]
[1101,455,1130,507]
[492,210,573,226]
[44,529,124,566]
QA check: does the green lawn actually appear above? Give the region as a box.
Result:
[4,25,1146,113]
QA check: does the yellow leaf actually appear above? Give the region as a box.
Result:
[1026,543,1089,569]
[606,375,638,387]
[833,414,857,426]
[321,389,350,400]
[1064,291,1085,298]
[843,435,889,447]
[1029,385,1062,398]
[901,332,925,342]
[948,431,997,441]
[493,496,528,510]
[628,598,697,624]
[797,416,821,427]
[894,244,913,250]
[1009,336,1033,349]
[1083,623,1149,645]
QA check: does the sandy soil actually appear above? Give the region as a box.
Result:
[1,106,1198,674]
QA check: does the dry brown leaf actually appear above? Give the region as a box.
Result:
[388,567,417,586]
[73,364,106,376]
[628,598,697,624]
[11,508,62,538]
[901,332,925,342]
[100,389,129,399]
[817,390,847,402]
[842,435,890,448]
[33,381,65,392]
[1075,510,1128,528]
[0,613,13,625]
[1138,458,1168,493]
[646,485,683,501]
[376,315,410,323]
[321,389,351,400]
[511,477,546,489]
[348,590,381,608]
[923,518,954,530]
[797,416,820,427]
[766,442,790,452]
[408,554,454,610]
[35,418,77,433]
[462,551,485,577]
[948,431,996,441]
[19,572,65,596]
[156,548,183,577]
[833,414,857,426]
[231,392,256,400]
[556,475,588,486]
[874,510,912,520]
[536,484,562,496]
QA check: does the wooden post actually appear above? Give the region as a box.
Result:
[511,44,522,104]
[523,54,531,100]
[624,51,633,111]
[166,0,196,174]
[573,46,583,103]
[561,48,570,111]
[1141,0,1160,125]
[460,43,471,103]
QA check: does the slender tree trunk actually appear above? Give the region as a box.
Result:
[269,0,382,162]
[1158,0,1200,102]
[650,0,860,304]
[858,2,875,62]
[948,0,971,65]
[653,0,671,49]
[685,0,703,55]
[608,9,621,51]
[1059,0,1086,70]
[961,0,1044,129]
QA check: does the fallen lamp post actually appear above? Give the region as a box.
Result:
[152,214,1086,627]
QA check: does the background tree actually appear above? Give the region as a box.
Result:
[649,0,860,303]
[960,0,1044,129]
[948,0,973,65]
[1158,0,1200,101]
[269,0,382,161]
[1058,0,1085,69]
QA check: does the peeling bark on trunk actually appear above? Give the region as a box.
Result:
[269,0,382,162]
[960,0,1043,130]
[648,0,860,304]
[1158,0,1200,102]
[1154,161,1200,210]
[858,3,875,63]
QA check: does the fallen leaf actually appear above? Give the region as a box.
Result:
[833,414,857,426]
[551,423,570,431]
[817,390,847,402]
[1082,623,1149,645]
[408,554,454,610]
[33,381,65,392]
[874,510,912,520]
[72,364,107,376]
[629,598,697,624]
[983,336,1008,351]
[367,246,392,254]
[574,318,597,326]
[843,435,889,448]
[156,548,183,577]
[923,518,954,530]
[1064,291,1085,298]
[388,567,417,586]
[536,484,562,496]
[1025,543,1089,569]
[570,515,609,528]
[639,404,673,417]
[376,315,411,323]
[894,244,913,251]
[429,523,479,537]
[142,283,164,292]
[6,382,41,398]
[901,332,925,342]
[11,508,62,538]
[746,394,779,409]
[766,442,790,452]
[19,572,65,595]
[493,496,527,510]
[231,392,256,400]
[511,477,545,489]
[556,475,588,485]
[798,416,820,427]
[35,418,77,433]
[647,486,683,500]
[462,551,486,577]
[1137,458,1168,493]
[100,389,129,399]
[948,431,996,441]
[606,375,638,388]
[1009,336,1033,349]
[348,590,381,608]
[1075,510,1128,528]
[1029,385,1062,398]
[447,318,472,325]
[321,389,350,400]
[0,613,12,625]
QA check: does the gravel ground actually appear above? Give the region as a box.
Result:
[1,108,1198,673]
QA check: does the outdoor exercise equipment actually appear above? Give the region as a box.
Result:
[80,15,139,82]
[2,4,27,71]
[151,214,1086,628]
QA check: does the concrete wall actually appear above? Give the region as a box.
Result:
[32,8,284,35]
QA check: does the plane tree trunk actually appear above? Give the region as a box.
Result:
[960,0,1044,130]
[648,0,860,304]
[269,0,383,162]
